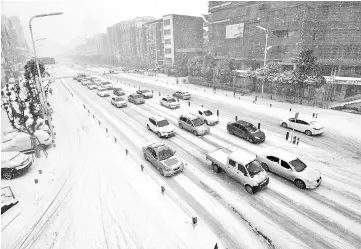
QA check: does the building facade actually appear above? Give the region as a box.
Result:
[207,1,361,77]
[162,14,204,66]
[143,19,164,67]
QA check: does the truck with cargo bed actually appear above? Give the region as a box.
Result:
[206,149,269,194]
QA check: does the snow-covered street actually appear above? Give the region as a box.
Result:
[2,63,361,248]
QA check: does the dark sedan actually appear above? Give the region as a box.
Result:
[227,120,266,144]
[136,89,153,99]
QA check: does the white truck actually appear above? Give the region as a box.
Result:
[206,149,269,194]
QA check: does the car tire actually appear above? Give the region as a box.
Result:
[305,130,312,136]
[245,185,254,195]
[281,122,288,128]
[147,124,150,130]
[179,123,183,129]
[3,171,13,180]
[193,130,198,136]
[249,138,254,144]
[212,163,220,173]
[159,168,164,176]
[261,162,269,171]
[229,129,234,135]
[294,179,306,189]
[157,132,162,138]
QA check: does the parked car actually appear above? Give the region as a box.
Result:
[227,120,266,144]
[191,107,219,125]
[101,81,113,90]
[206,149,269,194]
[113,87,125,96]
[173,90,191,100]
[81,79,91,86]
[142,142,184,176]
[1,151,32,180]
[256,148,322,189]
[136,89,153,99]
[160,96,180,109]
[280,115,324,136]
[111,97,127,108]
[97,87,110,97]
[147,115,176,138]
[1,130,52,153]
[128,94,145,104]
[178,113,210,136]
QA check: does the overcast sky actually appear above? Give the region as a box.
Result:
[2,0,208,56]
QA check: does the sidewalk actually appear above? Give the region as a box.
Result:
[1,77,226,249]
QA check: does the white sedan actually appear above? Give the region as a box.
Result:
[256,148,322,189]
[1,151,32,179]
[280,115,324,136]
[160,96,180,109]
[2,130,52,153]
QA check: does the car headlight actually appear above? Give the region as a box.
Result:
[164,167,171,171]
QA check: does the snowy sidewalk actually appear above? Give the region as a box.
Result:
[1,77,226,249]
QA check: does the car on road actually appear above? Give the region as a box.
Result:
[256,148,322,189]
[1,130,52,153]
[111,97,127,108]
[97,87,110,97]
[173,90,191,100]
[191,107,219,125]
[113,87,125,96]
[160,96,180,109]
[206,149,269,194]
[227,120,266,144]
[280,115,324,136]
[136,89,153,99]
[178,113,210,136]
[88,84,97,90]
[128,94,145,105]
[101,81,113,90]
[1,151,32,180]
[81,79,91,86]
[147,115,176,138]
[142,142,184,176]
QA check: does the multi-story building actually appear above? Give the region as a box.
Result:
[162,14,204,66]
[8,16,28,50]
[107,16,156,66]
[207,1,361,77]
[93,33,111,58]
[143,19,164,67]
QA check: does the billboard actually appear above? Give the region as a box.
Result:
[225,23,244,39]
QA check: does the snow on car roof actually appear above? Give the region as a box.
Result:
[259,148,296,162]
[196,107,210,112]
[151,115,167,122]
[229,150,256,165]
[180,113,198,119]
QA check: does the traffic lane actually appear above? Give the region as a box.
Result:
[66,73,361,249]
[62,75,251,249]
[106,73,361,160]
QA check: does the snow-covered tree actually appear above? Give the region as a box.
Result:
[213,57,236,85]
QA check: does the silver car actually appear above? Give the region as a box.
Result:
[256,148,322,189]
[128,94,145,104]
[142,142,185,176]
[178,114,210,136]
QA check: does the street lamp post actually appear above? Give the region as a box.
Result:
[29,12,63,144]
[256,25,271,96]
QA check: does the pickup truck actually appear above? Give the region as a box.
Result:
[206,149,269,194]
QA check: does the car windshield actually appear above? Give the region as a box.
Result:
[157,120,169,127]
[246,160,263,177]
[158,147,174,161]
[204,110,213,116]
[142,90,150,93]
[192,118,203,126]
[182,92,190,95]
[115,97,124,101]
[168,98,176,102]
[246,123,258,132]
[133,95,141,99]
[289,158,307,172]
[310,121,321,126]
[99,88,107,91]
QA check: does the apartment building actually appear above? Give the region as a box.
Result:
[162,14,204,66]
[207,1,361,77]
[143,19,164,66]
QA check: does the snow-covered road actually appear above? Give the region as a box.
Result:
[52,65,361,249]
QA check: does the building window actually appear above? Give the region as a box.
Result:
[272,30,289,38]
[164,29,171,35]
[164,39,171,45]
[164,19,170,26]
[165,48,172,54]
